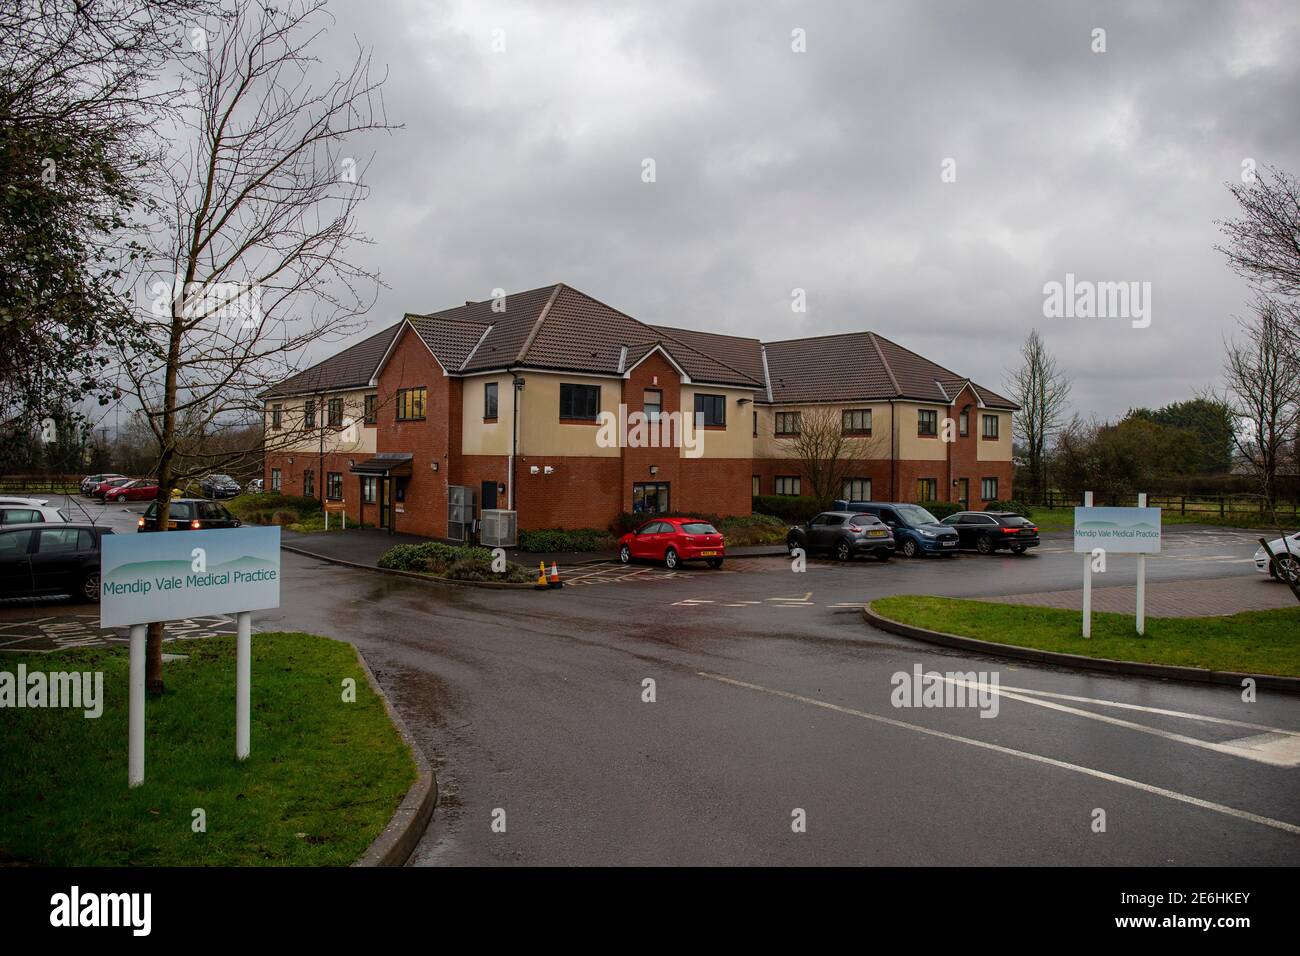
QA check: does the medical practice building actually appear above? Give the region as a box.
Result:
[261,283,1017,540]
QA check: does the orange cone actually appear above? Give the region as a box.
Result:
[548,561,562,588]
[535,561,548,590]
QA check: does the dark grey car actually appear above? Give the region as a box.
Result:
[786,511,896,561]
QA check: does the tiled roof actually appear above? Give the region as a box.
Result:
[651,326,766,385]
[262,322,401,397]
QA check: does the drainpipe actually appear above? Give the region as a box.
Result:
[510,372,524,510]
[889,399,897,500]
[317,394,325,506]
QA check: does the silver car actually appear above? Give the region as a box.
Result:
[0,503,68,525]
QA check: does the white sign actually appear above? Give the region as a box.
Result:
[1073,506,1161,554]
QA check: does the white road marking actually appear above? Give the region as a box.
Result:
[767,592,813,603]
[942,678,1300,768]
[697,671,1300,836]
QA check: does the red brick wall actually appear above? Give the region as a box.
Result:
[621,351,682,514]
[263,451,366,525]
[515,455,623,530]
[751,457,896,501]
[677,457,752,516]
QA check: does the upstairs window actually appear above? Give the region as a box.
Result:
[364,394,377,424]
[917,409,938,436]
[775,411,801,436]
[327,397,343,428]
[842,409,872,435]
[303,400,316,429]
[271,404,283,429]
[982,414,1000,439]
[559,383,600,420]
[484,382,499,420]
[694,393,726,427]
[396,387,427,421]
[643,389,662,421]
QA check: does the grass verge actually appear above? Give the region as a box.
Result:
[1028,506,1298,533]
[870,595,1300,677]
[0,632,416,865]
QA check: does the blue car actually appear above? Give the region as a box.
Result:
[834,501,960,558]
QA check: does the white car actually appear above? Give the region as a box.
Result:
[0,496,50,507]
[1254,532,1300,583]
[0,502,68,525]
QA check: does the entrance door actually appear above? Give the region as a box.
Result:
[481,480,498,511]
[957,478,969,509]
[379,477,391,529]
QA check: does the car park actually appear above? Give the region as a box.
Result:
[940,511,1040,554]
[1254,532,1300,583]
[138,498,242,531]
[838,501,960,558]
[81,473,125,495]
[103,479,161,502]
[0,523,113,602]
[200,474,242,499]
[787,511,895,561]
[0,502,68,525]
[618,517,725,569]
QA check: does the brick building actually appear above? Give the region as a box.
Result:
[261,283,1018,539]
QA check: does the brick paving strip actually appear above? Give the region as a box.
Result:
[980,576,1296,617]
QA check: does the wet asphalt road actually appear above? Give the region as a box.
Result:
[248,526,1299,866]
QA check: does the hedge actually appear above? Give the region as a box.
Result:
[985,499,1035,518]
[517,528,615,553]
[377,541,535,582]
[917,500,961,519]
[750,495,828,523]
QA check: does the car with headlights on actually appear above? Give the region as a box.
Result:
[787,511,895,561]
[618,517,725,569]
[138,498,242,532]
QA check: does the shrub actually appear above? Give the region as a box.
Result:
[518,528,615,553]
[611,510,728,535]
[377,541,493,573]
[751,495,828,523]
[229,493,319,521]
[271,510,300,526]
[443,556,536,583]
[918,501,961,519]
[716,512,788,545]
[986,499,1034,518]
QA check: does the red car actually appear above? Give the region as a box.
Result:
[104,479,160,502]
[91,477,134,500]
[618,517,726,569]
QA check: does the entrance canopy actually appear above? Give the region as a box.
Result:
[350,453,413,477]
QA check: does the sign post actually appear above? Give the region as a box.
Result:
[1074,495,1161,638]
[101,527,281,787]
[1081,491,1093,638]
[324,501,347,530]
[1136,492,1147,635]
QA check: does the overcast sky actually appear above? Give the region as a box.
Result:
[307,0,1300,420]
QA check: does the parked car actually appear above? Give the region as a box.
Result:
[200,474,242,499]
[940,511,1040,554]
[0,523,113,602]
[1254,532,1300,583]
[840,501,960,558]
[103,479,161,502]
[618,517,725,569]
[90,476,134,500]
[0,502,68,525]
[787,511,895,561]
[81,473,124,495]
[246,478,265,494]
[0,496,50,507]
[138,498,242,531]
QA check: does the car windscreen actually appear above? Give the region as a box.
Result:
[895,504,940,526]
[681,522,717,534]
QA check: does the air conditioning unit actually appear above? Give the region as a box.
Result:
[480,509,518,548]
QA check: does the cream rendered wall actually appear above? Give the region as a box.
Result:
[753,402,895,459]
[976,409,1013,462]
[679,385,758,459]
[517,373,621,458]
[895,402,948,461]
[461,373,512,456]
[264,389,375,455]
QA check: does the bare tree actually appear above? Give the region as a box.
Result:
[118,0,396,693]
[776,406,885,503]
[1219,298,1300,509]
[1005,330,1072,501]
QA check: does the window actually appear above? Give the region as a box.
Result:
[198,502,233,521]
[681,522,718,535]
[916,477,938,501]
[981,477,999,501]
[775,476,801,496]
[303,400,316,429]
[271,404,283,429]
[559,383,600,420]
[959,410,969,437]
[842,409,872,435]
[37,528,88,553]
[752,475,760,496]
[484,382,499,420]
[842,478,872,501]
[643,389,662,421]
[326,472,343,500]
[270,468,281,492]
[775,411,801,436]
[364,394,377,424]
[694,393,726,427]
[982,414,1000,440]
[328,398,343,428]
[917,409,938,436]
[631,482,670,514]
[303,469,315,497]
[1,508,42,524]
[396,387,427,421]
[811,514,845,527]
[0,529,33,557]
[361,476,377,504]
[752,410,757,437]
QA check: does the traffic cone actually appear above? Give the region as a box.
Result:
[548,561,562,589]
[535,561,548,590]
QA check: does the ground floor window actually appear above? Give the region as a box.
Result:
[271,468,281,492]
[326,472,343,500]
[916,477,937,501]
[981,477,998,501]
[843,478,871,501]
[775,475,800,496]
[752,475,760,496]
[303,469,315,497]
[361,476,377,504]
[632,482,670,514]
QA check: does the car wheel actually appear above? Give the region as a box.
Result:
[79,571,100,604]
[619,544,631,564]
[664,547,679,570]
[900,539,918,558]
[1273,555,1300,584]
[706,557,723,569]
[835,539,852,562]
[976,534,994,555]
[1011,545,1026,554]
